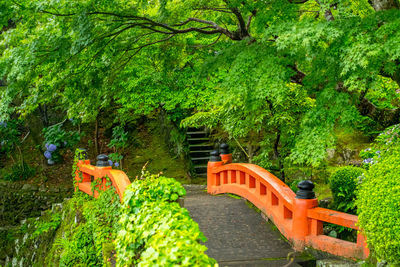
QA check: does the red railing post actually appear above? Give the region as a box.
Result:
[207,150,223,194]
[220,143,232,164]
[292,180,318,251]
[74,149,131,201]
[357,232,370,258]
[94,154,113,195]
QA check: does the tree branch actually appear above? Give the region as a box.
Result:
[246,10,257,31]
[194,6,233,14]
[315,0,335,21]
[173,17,232,37]
[289,65,306,85]
[288,0,311,3]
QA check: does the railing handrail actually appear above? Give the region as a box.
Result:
[207,145,369,260]
[75,157,131,201]
[307,207,358,230]
[212,163,296,208]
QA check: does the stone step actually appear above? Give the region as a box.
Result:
[188,137,209,141]
[186,127,211,176]
[187,127,200,132]
[187,131,208,135]
[194,165,208,169]
[188,139,210,145]
[189,143,213,148]
[190,150,213,154]
[191,157,210,161]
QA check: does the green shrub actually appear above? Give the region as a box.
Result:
[42,124,81,163]
[357,146,400,264]
[116,174,216,266]
[122,173,186,209]
[329,166,364,214]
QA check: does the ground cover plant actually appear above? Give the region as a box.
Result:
[44,188,121,266]
[116,172,216,266]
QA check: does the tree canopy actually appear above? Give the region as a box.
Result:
[1,0,400,176]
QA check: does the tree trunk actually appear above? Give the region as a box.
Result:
[368,0,400,11]
[324,9,335,21]
[247,144,254,163]
[273,130,285,182]
[94,118,99,156]
[38,104,49,127]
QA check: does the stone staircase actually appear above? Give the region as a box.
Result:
[187,127,212,178]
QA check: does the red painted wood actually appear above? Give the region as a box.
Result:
[75,160,131,201]
[207,161,370,260]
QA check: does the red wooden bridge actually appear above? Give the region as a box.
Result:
[74,147,369,262]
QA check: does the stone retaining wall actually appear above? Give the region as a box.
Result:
[0,181,72,227]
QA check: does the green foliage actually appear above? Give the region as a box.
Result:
[116,173,216,266]
[83,189,122,263]
[108,125,128,151]
[0,119,20,154]
[43,124,81,149]
[42,124,81,162]
[2,0,400,175]
[108,125,129,168]
[72,148,87,190]
[52,189,121,266]
[357,144,400,264]
[31,212,61,239]
[375,123,400,146]
[123,172,186,209]
[359,124,400,169]
[183,42,314,173]
[119,201,215,267]
[329,166,364,214]
[54,166,210,266]
[3,162,35,181]
[0,2,15,29]
[57,224,102,267]
[288,179,301,194]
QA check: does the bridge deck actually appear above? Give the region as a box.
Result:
[184,185,309,267]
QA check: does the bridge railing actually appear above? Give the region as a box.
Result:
[74,150,131,201]
[207,144,369,260]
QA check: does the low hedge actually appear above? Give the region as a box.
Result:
[357,146,400,264]
[329,166,364,214]
[115,174,216,266]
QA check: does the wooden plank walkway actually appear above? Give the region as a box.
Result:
[184,185,309,267]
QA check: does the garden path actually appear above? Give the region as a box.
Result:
[184,185,310,267]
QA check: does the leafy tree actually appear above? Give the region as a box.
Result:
[1,0,400,179]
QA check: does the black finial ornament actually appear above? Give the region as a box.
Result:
[76,148,88,160]
[96,154,110,167]
[209,150,222,162]
[296,180,316,199]
[220,143,230,155]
